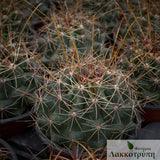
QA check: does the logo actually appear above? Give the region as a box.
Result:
[107,140,159,160]
[127,141,134,150]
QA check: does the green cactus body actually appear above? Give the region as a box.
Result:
[134,57,160,105]
[0,49,42,119]
[36,55,139,149]
[37,0,112,68]
[119,53,160,106]
[118,3,160,106]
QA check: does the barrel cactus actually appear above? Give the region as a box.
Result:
[132,50,160,105]
[0,39,42,119]
[119,54,160,106]
[37,0,117,68]
[117,0,160,106]
[36,54,140,150]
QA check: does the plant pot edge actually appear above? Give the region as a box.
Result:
[35,125,73,159]
[0,109,35,139]
[0,138,18,160]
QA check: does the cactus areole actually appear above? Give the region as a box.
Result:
[36,56,140,150]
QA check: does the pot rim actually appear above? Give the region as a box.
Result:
[141,105,160,110]
[0,109,35,124]
[0,138,18,160]
[35,125,73,159]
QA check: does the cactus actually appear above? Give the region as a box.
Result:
[33,0,141,151]
[0,37,43,119]
[136,57,160,105]
[36,53,140,150]
[36,0,121,68]
[40,20,106,68]
[119,53,160,106]
[0,0,27,38]
[117,0,160,106]
[0,0,48,119]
